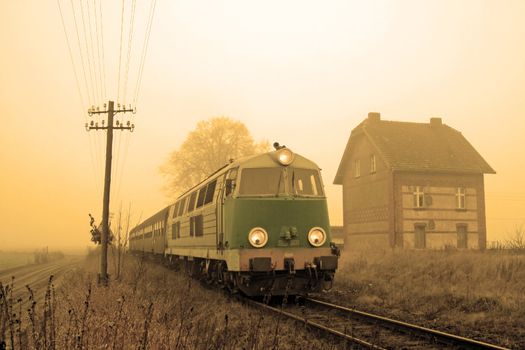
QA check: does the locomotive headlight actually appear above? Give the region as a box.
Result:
[277,148,294,166]
[308,227,326,247]
[248,227,268,248]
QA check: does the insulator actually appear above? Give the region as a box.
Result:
[102,120,105,125]
[127,120,130,126]
[96,106,100,111]
[90,120,94,126]
[96,122,99,127]
[116,120,120,126]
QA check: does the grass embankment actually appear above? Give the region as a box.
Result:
[1,254,341,349]
[331,249,525,349]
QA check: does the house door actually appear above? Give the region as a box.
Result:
[457,224,468,249]
[414,224,426,249]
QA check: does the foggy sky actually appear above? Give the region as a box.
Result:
[1,0,524,250]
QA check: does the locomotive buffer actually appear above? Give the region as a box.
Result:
[86,100,135,286]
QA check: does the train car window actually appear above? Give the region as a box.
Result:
[171,222,180,239]
[178,197,187,216]
[194,215,204,236]
[225,168,238,196]
[190,217,195,236]
[173,202,180,218]
[196,186,206,208]
[204,180,217,204]
[188,192,197,212]
[239,168,284,196]
[291,168,324,196]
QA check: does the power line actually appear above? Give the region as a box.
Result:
[57,0,86,113]
[58,0,100,195]
[79,0,96,106]
[99,0,107,101]
[123,0,137,104]
[133,0,157,107]
[70,0,92,106]
[117,0,125,103]
[86,0,100,104]
[93,0,104,103]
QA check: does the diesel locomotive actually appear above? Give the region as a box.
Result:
[128,145,339,296]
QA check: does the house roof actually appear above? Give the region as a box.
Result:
[334,115,496,184]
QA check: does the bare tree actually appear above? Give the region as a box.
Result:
[160,116,269,197]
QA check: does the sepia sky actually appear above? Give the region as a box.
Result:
[1,0,524,251]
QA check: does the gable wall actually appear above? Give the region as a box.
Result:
[341,134,393,250]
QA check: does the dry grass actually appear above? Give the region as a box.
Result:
[331,249,525,349]
[1,253,344,349]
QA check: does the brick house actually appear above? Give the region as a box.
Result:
[334,113,495,250]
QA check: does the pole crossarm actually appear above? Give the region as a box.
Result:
[86,125,134,131]
[88,107,135,115]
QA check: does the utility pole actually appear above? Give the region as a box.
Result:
[86,100,134,285]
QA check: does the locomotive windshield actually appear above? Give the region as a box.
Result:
[238,168,285,195]
[291,168,324,196]
[238,167,324,197]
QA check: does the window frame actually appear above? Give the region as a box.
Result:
[370,154,376,173]
[413,186,425,208]
[196,186,206,208]
[456,187,466,209]
[178,197,187,216]
[354,159,361,178]
[187,191,197,213]
[204,180,217,205]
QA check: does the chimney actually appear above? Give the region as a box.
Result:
[368,112,381,123]
[430,117,442,127]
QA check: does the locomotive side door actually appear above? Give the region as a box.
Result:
[216,174,225,253]
[216,168,238,253]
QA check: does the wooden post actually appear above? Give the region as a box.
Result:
[86,101,134,286]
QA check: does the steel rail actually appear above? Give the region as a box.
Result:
[305,297,510,350]
[244,298,386,349]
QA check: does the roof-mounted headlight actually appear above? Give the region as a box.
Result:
[248,227,268,248]
[277,148,294,166]
[308,227,326,247]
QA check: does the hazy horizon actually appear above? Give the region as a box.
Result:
[1,0,524,250]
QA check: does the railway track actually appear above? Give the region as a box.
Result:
[0,256,82,304]
[244,296,510,349]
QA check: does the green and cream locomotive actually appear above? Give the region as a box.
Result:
[129,145,339,296]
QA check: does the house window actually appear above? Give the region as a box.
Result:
[456,187,466,209]
[354,160,361,178]
[370,155,376,173]
[413,186,425,208]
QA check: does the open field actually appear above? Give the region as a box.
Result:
[0,252,34,271]
[328,249,525,349]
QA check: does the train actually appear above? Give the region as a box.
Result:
[128,144,339,296]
